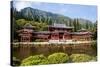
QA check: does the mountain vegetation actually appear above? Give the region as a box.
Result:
[11,7,97,41]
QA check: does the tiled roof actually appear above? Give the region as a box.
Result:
[17,29,34,33]
[71,32,93,35]
[78,28,87,32]
[51,31,71,34]
[49,23,74,29]
[33,35,49,38]
[23,23,34,29]
[54,23,66,27]
[33,31,72,34]
[33,31,50,34]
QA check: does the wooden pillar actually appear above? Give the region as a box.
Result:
[63,34,65,40]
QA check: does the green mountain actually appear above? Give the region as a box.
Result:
[15,7,72,25]
[12,7,96,31]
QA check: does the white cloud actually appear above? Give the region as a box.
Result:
[14,1,32,11]
[55,8,68,15]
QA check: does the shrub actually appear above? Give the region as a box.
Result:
[48,53,69,64]
[91,56,97,61]
[21,55,49,66]
[70,54,93,62]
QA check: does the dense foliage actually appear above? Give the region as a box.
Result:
[16,19,48,31]
[48,53,69,64]
[70,54,93,62]
[17,53,97,66]
[21,55,49,66]
[21,53,69,66]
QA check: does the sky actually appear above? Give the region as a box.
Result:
[13,1,97,22]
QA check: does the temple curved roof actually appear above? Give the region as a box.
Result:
[49,23,74,29]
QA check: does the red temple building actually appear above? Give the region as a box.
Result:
[17,23,34,42]
[17,23,93,42]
